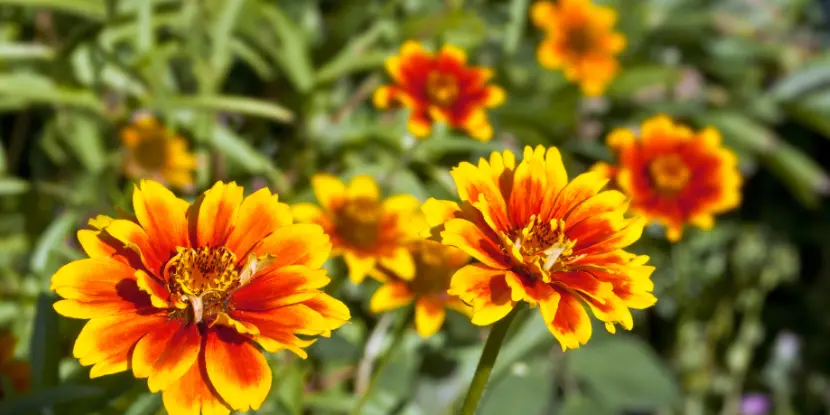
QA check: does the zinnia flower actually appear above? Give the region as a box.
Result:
[291,174,422,284]
[51,180,350,415]
[423,145,656,350]
[0,331,29,398]
[373,41,506,141]
[596,115,742,241]
[531,0,626,96]
[370,239,472,337]
[121,113,197,189]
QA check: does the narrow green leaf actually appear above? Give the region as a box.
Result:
[30,212,78,277]
[606,65,681,98]
[0,74,104,114]
[210,124,273,174]
[0,177,29,195]
[29,294,60,392]
[0,385,103,415]
[136,0,154,54]
[770,53,830,100]
[58,113,107,173]
[153,95,293,123]
[0,0,106,20]
[504,0,531,55]
[211,0,246,75]
[123,393,163,415]
[315,20,394,85]
[0,43,54,61]
[261,3,315,93]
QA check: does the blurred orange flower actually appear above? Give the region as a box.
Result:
[370,239,472,337]
[51,181,349,415]
[120,114,197,189]
[423,146,656,350]
[292,174,423,284]
[531,0,626,96]
[596,115,742,241]
[0,332,29,398]
[373,41,506,141]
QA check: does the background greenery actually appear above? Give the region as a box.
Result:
[0,0,829,414]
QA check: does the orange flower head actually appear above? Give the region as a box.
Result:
[292,174,423,284]
[373,41,506,141]
[531,0,626,96]
[0,331,30,398]
[423,145,656,350]
[51,181,350,415]
[598,115,742,242]
[121,113,198,189]
[370,238,472,337]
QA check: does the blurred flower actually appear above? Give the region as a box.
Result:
[120,113,197,190]
[373,41,506,141]
[370,239,472,337]
[740,393,771,415]
[531,0,626,96]
[422,145,656,350]
[51,181,349,415]
[292,174,422,283]
[596,115,742,241]
[0,331,29,398]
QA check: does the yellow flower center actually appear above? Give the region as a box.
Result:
[427,71,460,107]
[133,132,169,170]
[408,242,453,297]
[337,198,381,249]
[649,154,691,194]
[508,216,577,282]
[166,246,239,323]
[565,25,596,55]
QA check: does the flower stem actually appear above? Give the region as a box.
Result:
[459,307,521,415]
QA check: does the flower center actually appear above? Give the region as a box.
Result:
[427,71,460,107]
[133,132,169,170]
[337,197,381,249]
[508,216,577,282]
[408,242,453,297]
[649,154,691,194]
[166,246,239,324]
[565,25,595,55]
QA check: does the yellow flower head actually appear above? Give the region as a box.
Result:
[370,239,472,337]
[51,180,350,415]
[0,331,29,398]
[531,0,626,96]
[596,115,742,241]
[373,41,506,141]
[292,174,423,284]
[423,145,656,350]
[120,113,198,189]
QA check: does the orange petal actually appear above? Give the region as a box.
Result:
[369,282,414,313]
[253,224,331,269]
[232,304,328,337]
[564,190,627,230]
[73,314,168,377]
[440,219,510,269]
[347,175,381,202]
[190,181,244,248]
[232,265,329,311]
[415,297,446,337]
[291,202,333,231]
[450,162,508,225]
[162,358,231,415]
[421,198,460,227]
[229,310,317,357]
[303,294,351,336]
[448,264,513,326]
[508,152,547,228]
[378,248,415,281]
[578,216,646,256]
[504,271,553,304]
[135,269,171,308]
[540,287,592,351]
[343,251,376,283]
[51,259,154,318]
[541,171,607,222]
[102,218,165,276]
[77,229,123,263]
[226,187,292,261]
[311,174,347,212]
[132,319,186,378]
[132,180,190,263]
[205,327,272,412]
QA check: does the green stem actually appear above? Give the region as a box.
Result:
[459,307,521,415]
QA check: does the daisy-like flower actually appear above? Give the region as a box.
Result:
[120,113,198,189]
[369,239,472,337]
[423,146,656,350]
[0,331,29,398]
[373,41,506,141]
[531,0,626,96]
[291,174,423,284]
[595,115,742,242]
[51,181,350,415]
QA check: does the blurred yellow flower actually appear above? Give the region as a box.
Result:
[374,41,506,141]
[422,145,656,350]
[595,115,743,241]
[531,0,626,96]
[0,331,29,398]
[51,180,349,415]
[370,239,472,337]
[292,174,423,284]
[120,114,197,189]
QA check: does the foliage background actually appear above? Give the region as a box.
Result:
[1,0,830,414]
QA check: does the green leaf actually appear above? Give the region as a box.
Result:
[153,95,293,123]
[136,0,154,54]
[122,393,162,415]
[491,311,554,380]
[29,294,60,392]
[57,113,107,173]
[0,0,106,20]
[261,3,315,93]
[210,0,246,75]
[210,124,275,174]
[568,335,680,411]
[0,73,104,114]
[558,395,613,415]
[30,211,78,278]
[504,0,531,55]
[0,384,104,415]
[770,53,830,100]
[0,177,29,195]
[606,65,682,99]
[0,43,54,61]
[479,355,555,415]
[315,20,394,85]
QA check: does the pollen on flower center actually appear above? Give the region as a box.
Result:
[426,71,460,107]
[337,198,381,249]
[166,246,239,323]
[649,154,691,193]
[508,216,577,279]
[133,133,169,170]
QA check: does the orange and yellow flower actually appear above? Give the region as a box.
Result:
[121,114,198,189]
[373,41,506,141]
[370,239,472,337]
[531,0,626,96]
[423,145,656,350]
[0,331,29,398]
[292,174,423,284]
[593,115,742,242]
[51,180,349,415]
